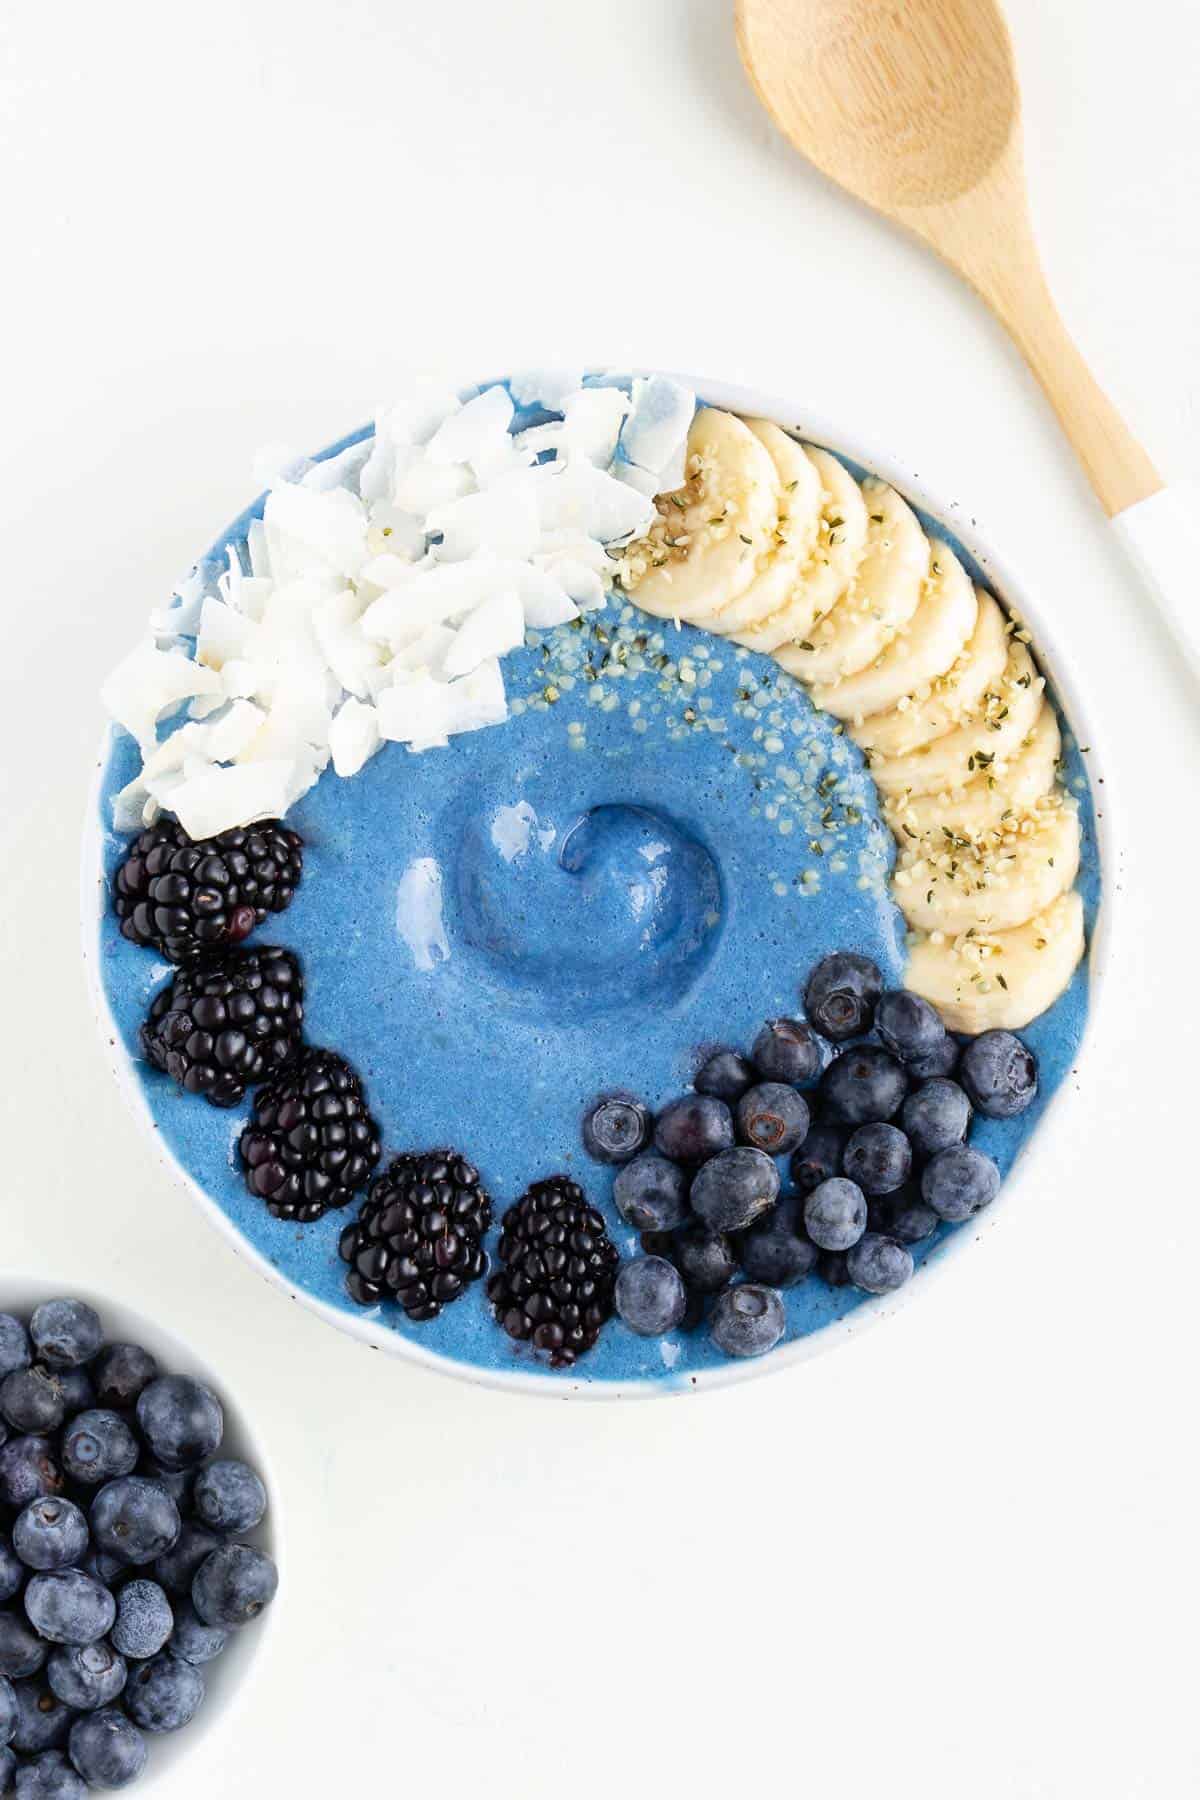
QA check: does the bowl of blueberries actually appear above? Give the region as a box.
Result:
[0,1285,280,1797]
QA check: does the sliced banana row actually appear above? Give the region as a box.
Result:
[617,408,1087,1032]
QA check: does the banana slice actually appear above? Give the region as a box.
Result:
[892,796,1080,935]
[775,478,929,685]
[726,447,869,652]
[905,891,1085,1033]
[814,541,976,723]
[884,704,1061,841]
[616,408,781,622]
[686,421,824,631]
[868,643,1045,800]
[852,590,1009,758]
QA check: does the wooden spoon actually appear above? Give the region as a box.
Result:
[735,0,1197,664]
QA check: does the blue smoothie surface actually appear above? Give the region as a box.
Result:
[94,380,1101,1390]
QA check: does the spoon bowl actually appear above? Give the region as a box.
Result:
[737,0,1018,211]
[735,0,1163,519]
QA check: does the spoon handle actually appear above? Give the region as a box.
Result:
[917,155,1197,672]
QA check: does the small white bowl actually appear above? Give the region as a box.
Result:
[82,370,1114,1399]
[1,1278,283,1788]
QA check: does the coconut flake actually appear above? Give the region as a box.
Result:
[442,588,524,679]
[617,375,694,480]
[263,482,369,585]
[102,644,223,753]
[427,479,540,563]
[169,760,294,838]
[533,460,654,545]
[329,698,381,777]
[425,385,514,467]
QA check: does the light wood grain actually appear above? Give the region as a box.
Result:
[735,0,1162,516]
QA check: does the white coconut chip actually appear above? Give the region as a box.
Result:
[102,644,223,754]
[328,697,382,777]
[442,588,524,679]
[169,760,295,840]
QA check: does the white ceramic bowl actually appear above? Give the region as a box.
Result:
[1,1277,283,1786]
[82,370,1114,1399]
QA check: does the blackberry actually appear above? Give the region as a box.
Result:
[240,1049,381,1222]
[141,947,303,1108]
[340,1152,492,1321]
[113,818,303,963]
[487,1177,619,1367]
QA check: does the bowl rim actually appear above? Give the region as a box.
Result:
[0,1274,284,1786]
[80,367,1115,1401]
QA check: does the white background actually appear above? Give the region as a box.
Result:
[1,3,1198,1796]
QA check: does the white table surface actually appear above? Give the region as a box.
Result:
[1,3,1198,1795]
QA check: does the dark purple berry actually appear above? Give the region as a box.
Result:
[581,1096,651,1164]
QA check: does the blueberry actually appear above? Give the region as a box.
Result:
[0,1322,31,1384]
[652,1095,734,1165]
[166,1599,228,1667]
[960,1030,1038,1118]
[0,1614,48,1680]
[152,1525,219,1599]
[90,1479,180,1568]
[921,1145,1001,1221]
[24,1572,115,1647]
[612,1153,690,1233]
[846,1233,914,1294]
[192,1461,267,1538]
[29,1305,102,1374]
[61,1413,138,1489]
[10,1681,71,1753]
[0,1539,23,1605]
[750,1018,824,1086]
[804,952,883,1041]
[79,1549,129,1592]
[842,1122,913,1195]
[874,990,948,1065]
[804,1177,868,1251]
[820,1046,907,1125]
[12,1502,89,1574]
[672,1224,736,1295]
[788,1122,843,1193]
[192,1544,278,1630]
[689,1148,780,1232]
[0,1748,12,1795]
[0,1673,14,1746]
[908,1033,960,1080]
[886,1197,941,1245]
[111,1581,173,1662]
[694,1050,757,1103]
[46,1641,127,1713]
[0,1440,63,1513]
[615,1258,687,1337]
[737,1214,819,1287]
[817,1249,852,1286]
[14,1750,85,1799]
[1,1371,66,1438]
[135,1378,223,1473]
[735,1083,810,1155]
[90,1346,158,1414]
[709,1285,786,1358]
[125,1652,204,1733]
[581,1096,651,1164]
[68,1708,147,1789]
[901,1078,971,1159]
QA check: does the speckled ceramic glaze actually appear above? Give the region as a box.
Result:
[84,374,1107,1398]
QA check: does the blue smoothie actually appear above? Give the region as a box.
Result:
[93,383,1101,1389]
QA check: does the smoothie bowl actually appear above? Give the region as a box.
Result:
[85,371,1106,1397]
